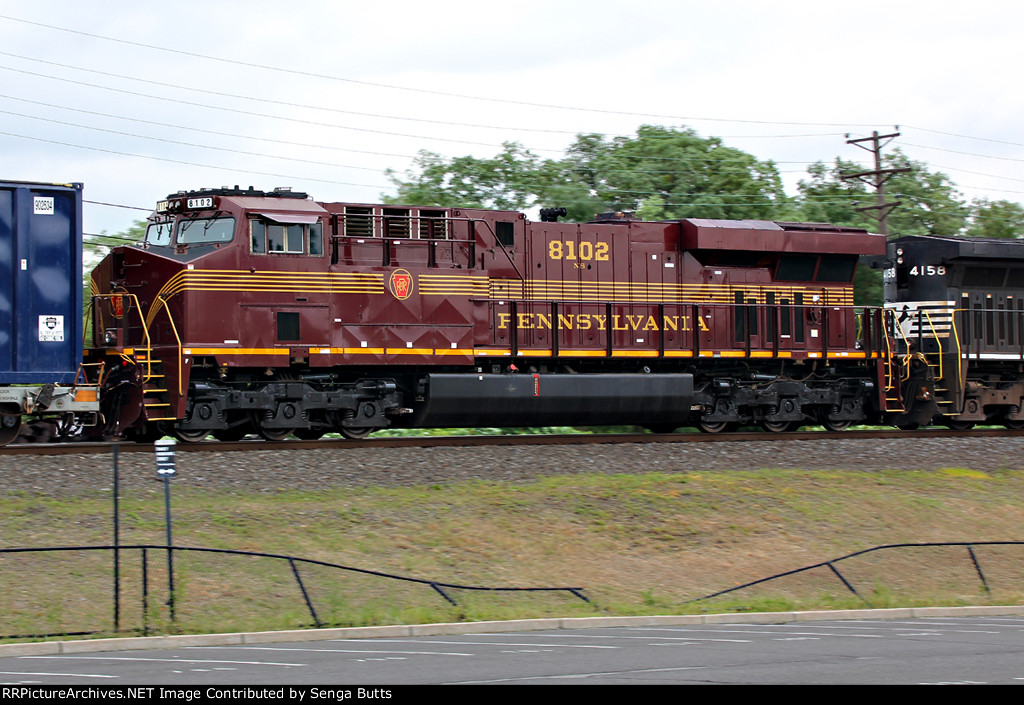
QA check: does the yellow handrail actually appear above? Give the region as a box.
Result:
[154,294,185,396]
[921,309,943,382]
[883,307,913,385]
[950,307,965,410]
[90,293,152,364]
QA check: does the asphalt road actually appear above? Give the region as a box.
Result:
[1,615,1022,685]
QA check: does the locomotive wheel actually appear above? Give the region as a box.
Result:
[0,413,22,446]
[762,420,799,433]
[822,419,854,432]
[340,426,373,440]
[256,427,293,441]
[249,411,294,440]
[172,427,209,443]
[1004,420,1024,431]
[696,420,736,434]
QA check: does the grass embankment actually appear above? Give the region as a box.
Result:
[3,466,1024,639]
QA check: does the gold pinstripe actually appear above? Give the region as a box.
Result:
[130,270,857,351]
[143,269,851,312]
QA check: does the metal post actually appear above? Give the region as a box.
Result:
[967,546,991,595]
[155,439,177,622]
[142,547,149,635]
[288,559,322,628]
[163,475,175,622]
[841,130,910,237]
[112,444,120,632]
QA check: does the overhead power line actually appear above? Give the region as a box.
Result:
[0,103,824,183]
[0,50,584,137]
[900,140,1024,164]
[0,130,392,190]
[0,13,886,129]
[84,199,150,212]
[0,49,856,144]
[903,124,1024,150]
[0,64,510,150]
[0,108,389,172]
[0,93,420,161]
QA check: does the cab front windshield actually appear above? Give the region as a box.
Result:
[145,220,175,246]
[178,216,236,245]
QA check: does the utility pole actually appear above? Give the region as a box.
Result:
[841,130,910,236]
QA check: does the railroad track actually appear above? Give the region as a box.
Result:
[3,428,1022,456]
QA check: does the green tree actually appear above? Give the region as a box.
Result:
[385,125,796,222]
[84,219,146,269]
[550,125,796,221]
[966,198,1024,239]
[384,142,546,211]
[884,150,968,237]
[795,158,873,228]
[797,149,968,237]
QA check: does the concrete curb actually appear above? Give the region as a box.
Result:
[2,604,1023,657]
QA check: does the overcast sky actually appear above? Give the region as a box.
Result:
[1,1,1022,240]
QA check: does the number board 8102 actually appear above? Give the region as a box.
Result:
[548,240,610,261]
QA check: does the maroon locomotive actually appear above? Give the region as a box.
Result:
[86,186,889,441]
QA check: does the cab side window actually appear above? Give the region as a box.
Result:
[250,219,323,256]
[268,224,304,253]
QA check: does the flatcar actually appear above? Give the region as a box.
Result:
[0,180,99,444]
[885,236,1024,430]
[83,186,899,441]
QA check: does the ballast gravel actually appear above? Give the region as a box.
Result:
[0,436,1021,498]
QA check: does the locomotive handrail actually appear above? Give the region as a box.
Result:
[884,307,914,382]
[471,218,524,282]
[920,309,944,383]
[493,298,874,362]
[333,231,478,269]
[880,308,905,412]
[950,306,965,411]
[155,294,185,397]
[331,211,525,276]
[90,293,155,376]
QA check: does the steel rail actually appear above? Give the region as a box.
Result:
[2,427,1021,456]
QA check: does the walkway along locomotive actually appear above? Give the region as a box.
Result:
[81,185,929,443]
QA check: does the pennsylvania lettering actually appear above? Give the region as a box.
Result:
[497,312,711,332]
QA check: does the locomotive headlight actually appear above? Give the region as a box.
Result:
[896,247,904,256]
[103,329,117,345]
[897,257,904,264]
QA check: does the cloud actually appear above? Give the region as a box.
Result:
[1,1,1022,236]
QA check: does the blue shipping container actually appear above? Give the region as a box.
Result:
[0,180,84,384]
